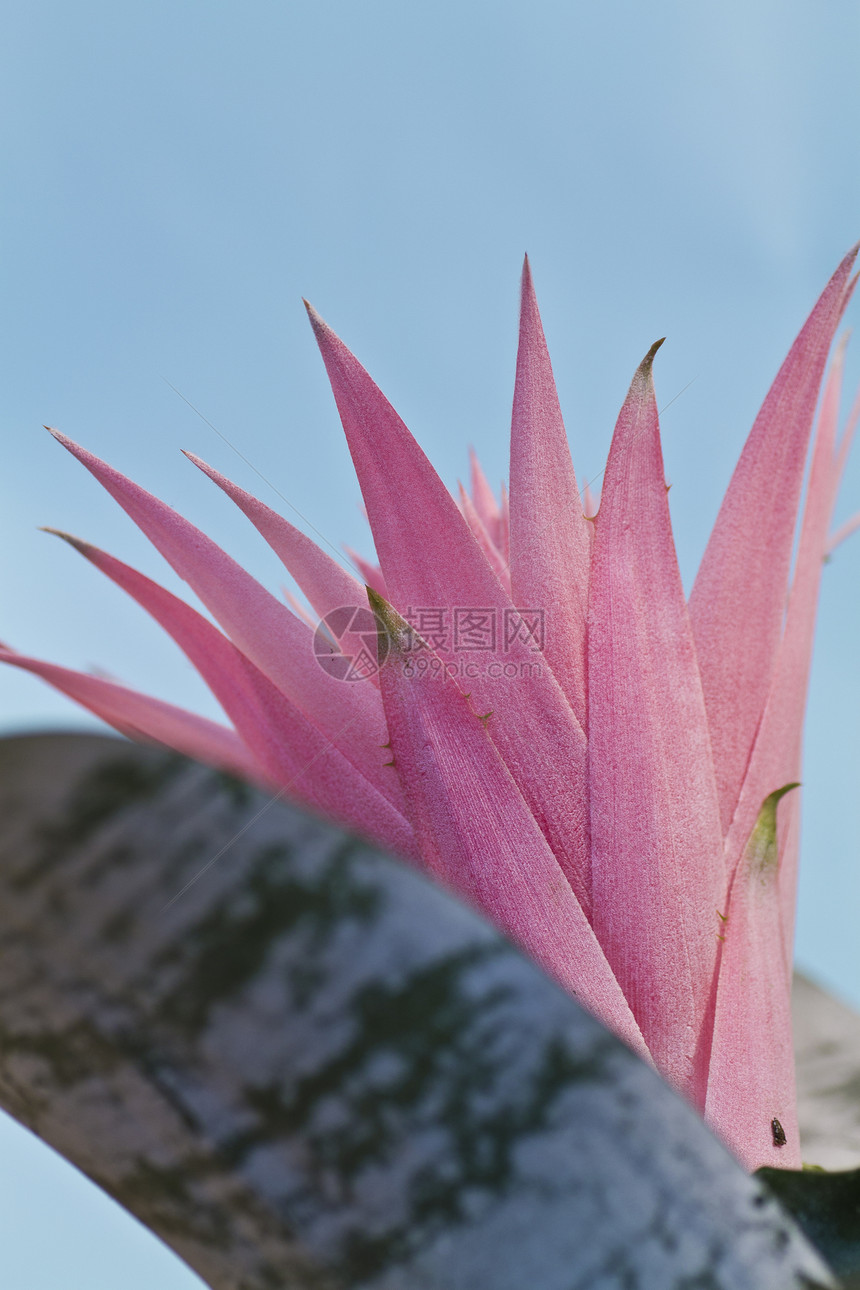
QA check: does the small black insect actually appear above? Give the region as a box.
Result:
[771,1117,787,1148]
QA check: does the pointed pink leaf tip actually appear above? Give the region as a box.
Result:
[690,245,858,834]
[304,299,327,335]
[588,330,723,1104]
[509,255,592,723]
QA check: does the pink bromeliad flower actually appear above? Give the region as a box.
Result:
[4,250,859,1173]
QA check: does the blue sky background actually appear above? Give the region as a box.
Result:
[2,2,860,1285]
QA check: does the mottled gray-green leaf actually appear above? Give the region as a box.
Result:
[757,1166,860,1287]
[0,733,837,1289]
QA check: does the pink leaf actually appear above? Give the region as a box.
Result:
[183,452,367,623]
[833,365,860,487]
[689,248,858,831]
[588,341,724,1105]
[48,431,395,803]
[0,647,263,783]
[370,590,651,1063]
[344,546,388,598]
[44,532,416,860]
[509,257,591,726]
[705,787,801,1170]
[468,447,502,547]
[498,481,510,565]
[306,304,592,913]
[457,482,511,592]
[281,587,319,631]
[724,338,852,962]
[828,509,860,553]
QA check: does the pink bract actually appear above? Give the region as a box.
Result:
[6,251,859,1171]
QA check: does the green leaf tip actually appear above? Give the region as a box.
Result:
[629,338,666,397]
[39,527,93,556]
[746,783,801,876]
[366,585,413,656]
[640,337,666,374]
